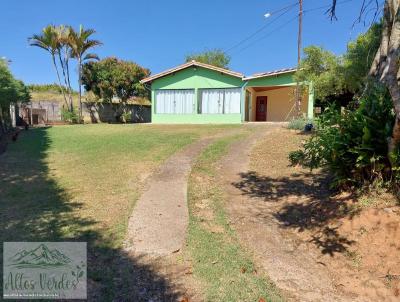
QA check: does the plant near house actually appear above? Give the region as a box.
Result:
[289,85,398,190]
[287,116,312,131]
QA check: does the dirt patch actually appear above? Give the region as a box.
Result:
[222,127,400,301]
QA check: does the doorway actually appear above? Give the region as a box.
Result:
[256,96,267,121]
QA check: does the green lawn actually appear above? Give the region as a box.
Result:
[187,134,283,302]
[0,123,238,299]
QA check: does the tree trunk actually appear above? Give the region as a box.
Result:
[64,47,74,112]
[369,0,400,163]
[51,54,69,110]
[78,57,83,123]
[58,52,73,112]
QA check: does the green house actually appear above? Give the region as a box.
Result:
[140,61,314,124]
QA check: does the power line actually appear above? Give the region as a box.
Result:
[225,2,299,53]
[230,14,299,56]
[228,0,355,57]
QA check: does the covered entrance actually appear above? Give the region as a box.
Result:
[242,68,314,122]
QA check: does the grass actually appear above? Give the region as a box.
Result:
[187,133,282,302]
[0,123,239,299]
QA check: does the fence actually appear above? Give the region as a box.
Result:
[17,102,151,125]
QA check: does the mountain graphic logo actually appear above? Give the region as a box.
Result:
[8,244,72,269]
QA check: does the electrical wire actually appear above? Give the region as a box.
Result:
[225,1,299,53]
[228,0,356,57]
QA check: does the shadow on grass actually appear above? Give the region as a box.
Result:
[0,128,182,301]
[232,171,358,256]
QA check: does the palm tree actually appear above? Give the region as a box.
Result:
[68,25,102,121]
[54,25,74,111]
[29,25,69,109]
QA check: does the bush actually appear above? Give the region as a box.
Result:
[61,108,79,123]
[287,116,312,131]
[120,111,131,123]
[289,85,399,190]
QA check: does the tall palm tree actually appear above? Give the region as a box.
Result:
[68,25,102,121]
[29,25,69,109]
[54,25,74,111]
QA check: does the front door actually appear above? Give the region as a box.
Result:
[256,96,267,121]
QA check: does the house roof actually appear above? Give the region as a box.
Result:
[140,60,244,84]
[242,67,297,80]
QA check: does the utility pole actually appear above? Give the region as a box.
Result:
[295,0,303,116]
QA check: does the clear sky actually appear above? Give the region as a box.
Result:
[1,0,380,88]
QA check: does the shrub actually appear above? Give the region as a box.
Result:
[289,85,399,190]
[120,111,131,123]
[61,108,79,123]
[287,116,312,131]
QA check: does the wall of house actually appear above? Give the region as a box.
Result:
[249,86,309,122]
[151,67,244,124]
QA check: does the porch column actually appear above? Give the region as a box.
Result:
[241,82,248,122]
[307,81,314,120]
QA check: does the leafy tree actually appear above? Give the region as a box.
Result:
[0,59,30,132]
[294,46,346,102]
[294,24,381,103]
[82,57,150,121]
[185,49,230,69]
[343,23,382,93]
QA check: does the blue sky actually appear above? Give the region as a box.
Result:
[1,0,380,88]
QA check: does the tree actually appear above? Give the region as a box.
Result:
[185,49,230,68]
[29,24,102,119]
[29,25,69,109]
[82,57,150,121]
[68,25,102,120]
[294,46,346,102]
[0,59,30,132]
[343,23,382,92]
[328,0,400,164]
[294,23,381,103]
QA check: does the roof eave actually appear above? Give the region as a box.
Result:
[140,61,243,84]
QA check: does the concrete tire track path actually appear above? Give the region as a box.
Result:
[126,137,213,255]
[219,126,363,302]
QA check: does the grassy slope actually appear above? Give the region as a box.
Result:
[0,123,238,299]
[187,134,282,302]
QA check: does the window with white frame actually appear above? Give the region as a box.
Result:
[199,88,241,114]
[155,89,195,114]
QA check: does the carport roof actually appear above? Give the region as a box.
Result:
[243,67,297,80]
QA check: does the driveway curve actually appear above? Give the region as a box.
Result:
[127,137,213,255]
